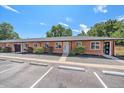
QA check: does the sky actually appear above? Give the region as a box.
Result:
[0,5,124,38]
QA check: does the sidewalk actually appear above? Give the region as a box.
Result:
[0,55,124,70]
[103,55,124,63]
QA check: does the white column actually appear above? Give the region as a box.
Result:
[109,41,112,56]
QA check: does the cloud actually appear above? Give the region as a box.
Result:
[79,24,90,33]
[93,5,108,13]
[1,5,20,14]
[59,22,69,27]
[40,22,46,26]
[117,16,124,21]
[66,17,73,23]
[73,24,90,34]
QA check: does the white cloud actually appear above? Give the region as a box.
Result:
[73,24,90,34]
[59,22,69,27]
[93,5,108,13]
[66,17,73,23]
[117,16,124,21]
[1,5,20,14]
[79,24,90,33]
[40,22,46,26]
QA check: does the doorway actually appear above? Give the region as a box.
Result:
[63,42,69,55]
[104,42,110,55]
[14,44,21,52]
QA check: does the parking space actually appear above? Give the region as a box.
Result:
[95,70,124,88]
[33,67,103,88]
[0,59,124,88]
[0,60,51,88]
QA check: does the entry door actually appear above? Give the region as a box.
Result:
[63,42,69,54]
[104,42,110,55]
[14,44,21,52]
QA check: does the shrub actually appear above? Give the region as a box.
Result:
[73,46,85,55]
[27,47,33,53]
[0,47,3,52]
[68,50,76,56]
[2,47,12,53]
[69,46,85,56]
[34,47,44,54]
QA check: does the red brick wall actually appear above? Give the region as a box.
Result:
[0,40,114,55]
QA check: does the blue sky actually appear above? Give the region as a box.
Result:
[0,5,124,38]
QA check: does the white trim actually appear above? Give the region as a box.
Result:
[44,42,49,48]
[109,41,112,56]
[90,41,101,50]
[63,42,69,54]
[55,42,62,49]
[75,41,82,47]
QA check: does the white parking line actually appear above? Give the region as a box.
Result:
[0,67,15,74]
[93,72,107,88]
[30,67,53,88]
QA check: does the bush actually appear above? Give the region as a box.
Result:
[69,46,85,56]
[0,47,3,52]
[73,46,85,54]
[68,50,76,56]
[2,47,12,53]
[26,47,33,53]
[34,47,44,54]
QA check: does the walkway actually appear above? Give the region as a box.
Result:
[103,55,124,64]
[0,55,124,70]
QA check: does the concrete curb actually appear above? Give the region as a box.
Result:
[9,60,24,63]
[102,70,124,77]
[0,58,6,61]
[58,65,85,71]
[30,62,48,66]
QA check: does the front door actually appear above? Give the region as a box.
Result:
[14,44,21,52]
[63,42,69,54]
[104,42,110,55]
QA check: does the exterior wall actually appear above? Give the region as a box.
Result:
[0,40,115,55]
[71,40,104,56]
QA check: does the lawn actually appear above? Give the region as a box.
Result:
[115,45,124,56]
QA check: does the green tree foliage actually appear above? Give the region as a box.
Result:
[78,30,86,36]
[46,24,72,37]
[87,19,124,45]
[0,22,20,40]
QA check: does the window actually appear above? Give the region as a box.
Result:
[91,42,100,50]
[24,44,29,48]
[76,41,82,47]
[33,43,39,47]
[55,42,62,48]
[44,42,49,48]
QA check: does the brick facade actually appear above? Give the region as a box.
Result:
[0,40,114,56]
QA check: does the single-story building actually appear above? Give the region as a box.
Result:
[0,36,123,56]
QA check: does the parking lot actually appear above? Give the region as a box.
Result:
[0,58,124,88]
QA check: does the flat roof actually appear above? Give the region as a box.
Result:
[0,36,124,43]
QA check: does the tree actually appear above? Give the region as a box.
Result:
[46,24,72,37]
[87,19,124,45]
[0,22,20,40]
[78,30,86,36]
